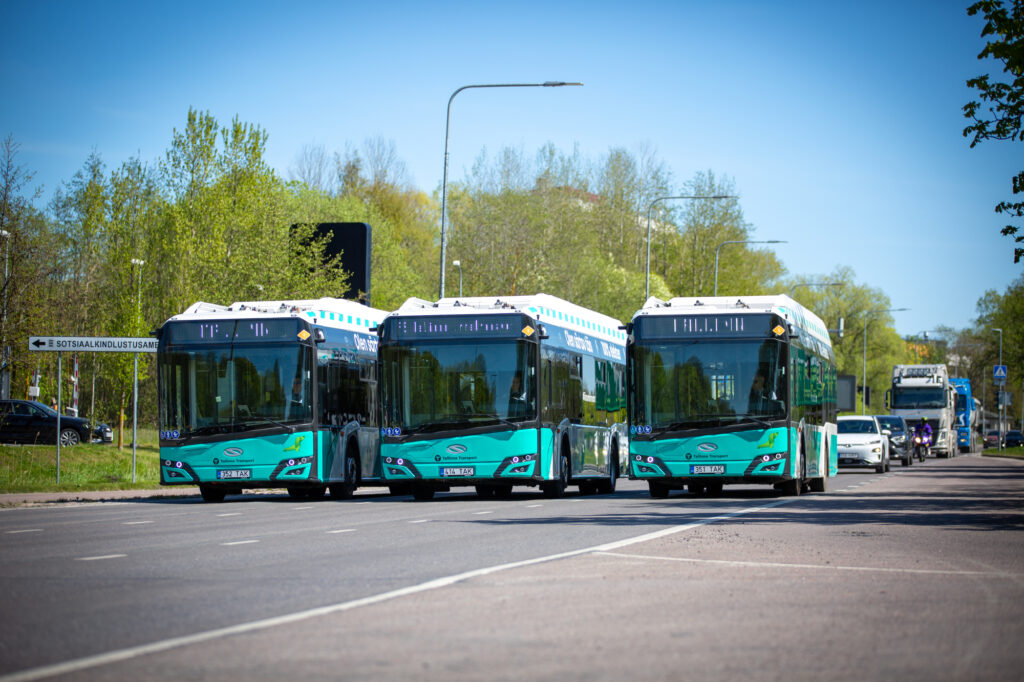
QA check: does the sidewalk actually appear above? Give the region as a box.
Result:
[0,487,199,507]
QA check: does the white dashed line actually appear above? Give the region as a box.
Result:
[5,529,43,534]
[473,510,493,515]
[327,529,356,534]
[409,519,429,524]
[77,554,127,561]
[597,551,1022,577]
[221,540,259,546]
[8,497,794,682]
[122,521,153,525]
[526,504,543,508]
[292,506,314,511]
[217,513,241,517]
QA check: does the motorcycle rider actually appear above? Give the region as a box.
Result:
[914,419,933,440]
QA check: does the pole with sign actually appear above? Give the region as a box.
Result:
[29,336,157,483]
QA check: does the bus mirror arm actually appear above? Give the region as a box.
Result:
[313,329,326,344]
[537,324,549,340]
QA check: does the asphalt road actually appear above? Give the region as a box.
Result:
[2,454,1022,681]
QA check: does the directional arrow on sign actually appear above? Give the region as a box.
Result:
[31,339,45,348]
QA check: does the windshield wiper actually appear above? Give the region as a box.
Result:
[411,419,474,434]
[183,424,235,439]
[240,417,295,432]
[738,415,774,428]
[464,413,518,429]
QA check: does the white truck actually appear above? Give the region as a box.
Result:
[886,364,958,458]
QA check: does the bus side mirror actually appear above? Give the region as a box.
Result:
[538,324,549,340]
[313,329,326,344]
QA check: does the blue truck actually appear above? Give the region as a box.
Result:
[951,378,980,454]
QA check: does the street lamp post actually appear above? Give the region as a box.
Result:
[714,239,787,296]
[438,81,582,299]
[994,327,1003,451]
[1,229,9,400]
[130,258,145,482]
[452,260,463,298]
[789,281,842,298]
[862,307,909,414]
[644,195,733,300]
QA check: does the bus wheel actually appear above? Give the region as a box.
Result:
[199,485,226,503]
[648,481,670,499]
[287,487,309,500]
[307,486,327,500]
[595,452,618,495]
[330,454,359,500]
[412,485,435,501]
[542,451,570,498]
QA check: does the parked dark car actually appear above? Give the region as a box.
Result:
[985,430,1002,448]
[876,415,912,466]
[0,399,92,446]
[93,422,114,443]
[1004,431,1024,448]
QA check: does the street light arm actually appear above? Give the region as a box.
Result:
[644,194,736,300]
[439,81,582,299]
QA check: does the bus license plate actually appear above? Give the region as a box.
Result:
[691,465,725,475]
[217,469,251,480]
[440,467,475,477]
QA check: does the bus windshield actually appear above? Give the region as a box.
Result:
[892,387,946,409]
[631,339,786,431]
[381,340,537,433]
[159,343,313,439]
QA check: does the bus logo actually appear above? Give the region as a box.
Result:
[223,447,244,457]
[696,443,717,453]
[446,444,467,455]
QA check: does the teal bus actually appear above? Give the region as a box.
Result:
[627,295,837,497]
[156,298,388,502]
[378,294,627,500]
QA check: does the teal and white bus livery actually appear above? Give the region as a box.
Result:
[378,294,627,501]
[627,295,837,498]
[156,298,388,502]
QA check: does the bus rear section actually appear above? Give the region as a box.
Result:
[378,295,626,500]
[157,298,386,502]
[627,296,837,498]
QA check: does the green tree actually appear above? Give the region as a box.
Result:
[964,0,1024,262]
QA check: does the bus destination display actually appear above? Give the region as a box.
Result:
[164,319,306,345]
[637,314,774,339]
[389,314,527,341]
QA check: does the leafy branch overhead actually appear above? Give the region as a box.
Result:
[964,0,1024,262]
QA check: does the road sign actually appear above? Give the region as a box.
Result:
[994,364,1008,386]
[28,336,157,353]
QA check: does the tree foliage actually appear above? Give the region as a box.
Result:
[965,0,1024,262]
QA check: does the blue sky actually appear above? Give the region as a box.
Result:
[2,0,1019,336]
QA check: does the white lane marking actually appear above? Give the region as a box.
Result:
[597,551,1022,577]
[409,519,429,524]
[327,529,356,534]
[1,498,793,682]
[221,540,259,546]
[293,506,314,511]
[5,529,43,534]
[217,513,241,517]
[473,511,493,515]
[526,504,543,508]
[76,554,127,562]
[122,521,153,525]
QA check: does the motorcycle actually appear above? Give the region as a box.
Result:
[913,432,931,462]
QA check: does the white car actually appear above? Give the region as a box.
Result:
[837,416,890,473]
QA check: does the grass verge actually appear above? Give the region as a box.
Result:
[1,428,161,493]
